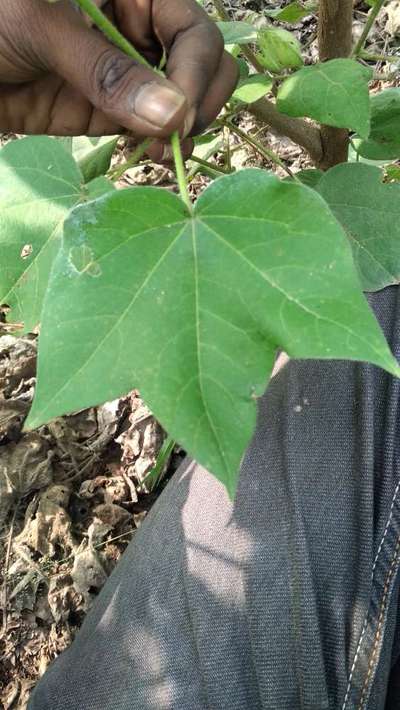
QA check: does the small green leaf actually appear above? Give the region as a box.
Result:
[188,132,224,178]
[0,136,82,331]
[85,176,116,199]
[27,170,399,496]
[318,163,400,291]
[73,136,119,183]
[232,74,273,104]
[257,27,303,72]
[285,168,324,188]
[265,1,315,23]
[236,57,250,80]
[355,88,400,160]
[277,59,372,138]
[216,21,257,45]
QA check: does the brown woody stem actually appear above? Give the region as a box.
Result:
[317,0,354,169]
[248,99,323,165]
[213,0,323,165]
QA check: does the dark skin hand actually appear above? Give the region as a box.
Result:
[0,0,238,160]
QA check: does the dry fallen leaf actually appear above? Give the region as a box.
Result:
[15,484,75,557]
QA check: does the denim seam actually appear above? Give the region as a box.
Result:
[357,535,400,710]
[341,476,400,710]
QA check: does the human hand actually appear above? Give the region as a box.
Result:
[0,0,237,153]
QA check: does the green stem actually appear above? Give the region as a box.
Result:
[73,0,190,209]
[190,155,232,175]
[212,0,266,74]
[140,436,176,491]
[73,0,153,69]
[360,51,399,63]
[352,0,387,57]
[223,124,232,172]
[221,120,298,181]
[109,139,152,181]
[171,132,192,213]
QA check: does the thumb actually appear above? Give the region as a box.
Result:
[42,7,187,138]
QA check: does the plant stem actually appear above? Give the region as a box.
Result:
[248,99,323,165]
[73,0,153,69]
[72,0,190,210]
[1,502,19,635]
[360,51,399,63]
[190,155,232,175]
[109,139,152,181]
[212,0,265,73]
[212,0,229,19]
[223,124,232,172]
[140,436,176,491]
[212,0,323,164]
[221,120,297,180]
[318,0,354,61]
[352,0,388,57]
[171,132,192,213]
[317,0,353,169]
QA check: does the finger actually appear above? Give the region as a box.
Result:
[146,137,194,164]
[190,52,239,136]
[152,0,225,133]
[111,0,163,66]
[40,3,187,138]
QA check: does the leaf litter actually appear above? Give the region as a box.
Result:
[0,335,183,708]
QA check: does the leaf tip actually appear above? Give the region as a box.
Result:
[23,410,41,433]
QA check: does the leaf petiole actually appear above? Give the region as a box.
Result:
[73,0,154,69]
[72,0,191,210]
[220,119,299,182]
[171,132,193,214]
[352,0,388,57]
[108,139,151,181]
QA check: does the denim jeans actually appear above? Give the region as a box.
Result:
[28,286,400,710]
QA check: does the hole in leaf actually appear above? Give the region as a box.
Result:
[20,244,33,259]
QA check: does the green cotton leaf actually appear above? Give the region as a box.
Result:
[256,27,303,73]
[188,133,224,179]
[277,59,372,138]
[84,176,116,200]
[232,74,273,104]
[348,141,390,167]
[236,58,250,80]
[265,1,316,23]
[216,21,257,45]
[26,169,399,496]
[295,168,324,188]
[285,168,324,188]
[355,88,400,160]
[73,136,119,183]
[317,163,400,291]
[0,136,82,332]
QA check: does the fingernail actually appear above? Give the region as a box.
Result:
[161,145,174,162]
[131,82,186,129]
[183,107,196,138]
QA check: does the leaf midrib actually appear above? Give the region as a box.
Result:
[191,219,231,482]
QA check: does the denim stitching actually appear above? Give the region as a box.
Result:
[357,536,400,710]
[341,477,400,710]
